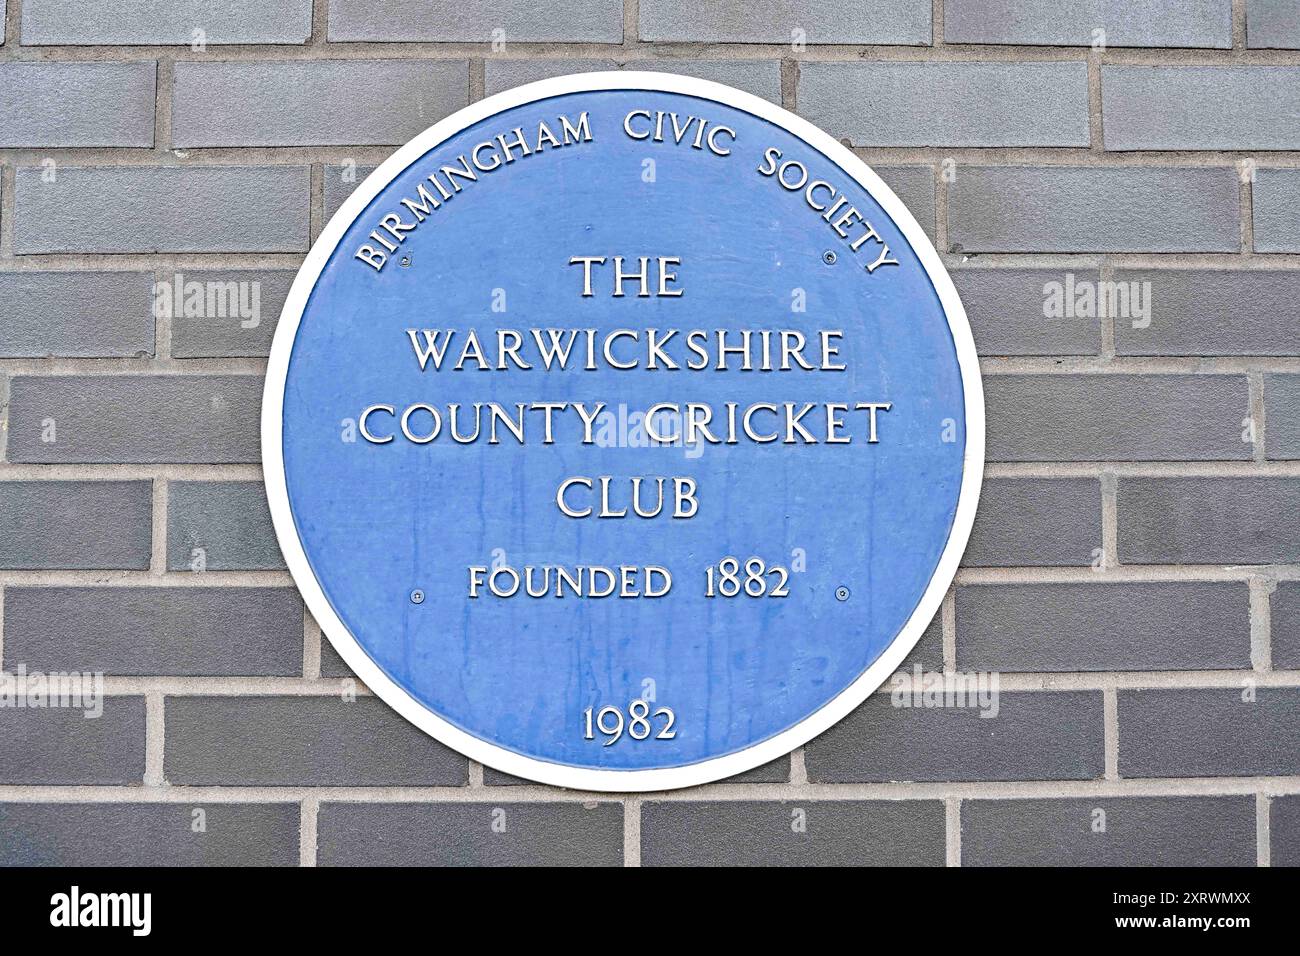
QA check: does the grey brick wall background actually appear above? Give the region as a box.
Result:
[0,0,1297,867]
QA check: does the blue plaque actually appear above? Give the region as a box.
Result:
[264,73,983,790]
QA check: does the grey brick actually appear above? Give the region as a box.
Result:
[0,271,154,358]
[1118,477,1300,565]
[0,62,155,147]
[4,587,303,677]
[963,797,1255,866]
[0,698,144,785]
[5,375,262,464]
[0,803,299,866]
[902,614,944,670]
[14,166,309,254]
[951,268,1102,356]
[484,58,781,103]
[323,163,377,223]
[720,756,792,783]
[320,636,356,679]
[165,697,467,786]
[1249,0,1300,49]
[956,582,1251,672]
[944,0,1232,48]
[1115,269,1300,356]
[1253,169,1300,253]
[174,60,468,148]
[949,166,1240,253]
[715,755,795,784]
[874,165,935,241]
[0,481,152,570]
[329,0,623,42]
[1118,687,1300,777]
[801,62,1089,148]
[985,374,1249,462]
[1266,374,1300,459]
[806,691,1104,783]
[964,477,1101,566]
[1272,795,1300,866]
[167,482,284,571]
[641,0,931,44]
[167,270,293,358]
[22,0,312,45]
[1104,67,1300,151]
[319,802,622,866]
[1269,581,1300,669]
[642,801,945,866]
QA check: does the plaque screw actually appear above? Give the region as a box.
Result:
[400,255,412,268]
[410,589,425,604]
[835,586,850,602]
[822,250,837,265]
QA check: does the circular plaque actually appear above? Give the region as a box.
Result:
[264,73,983,791]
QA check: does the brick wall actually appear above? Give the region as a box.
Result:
[0,0,1298,867]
